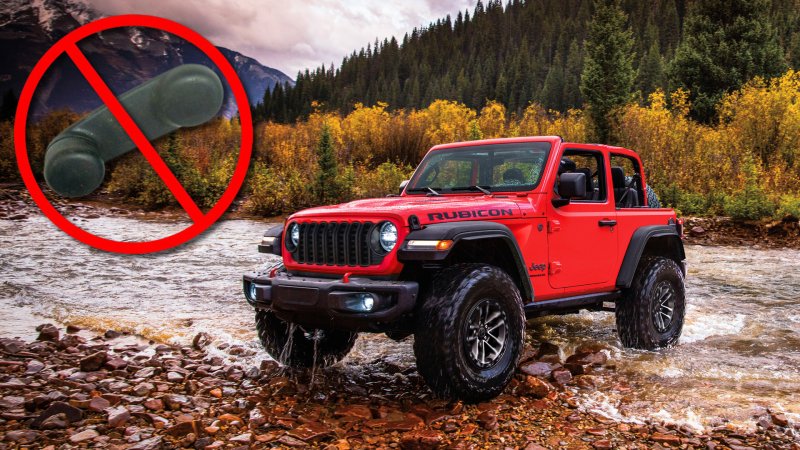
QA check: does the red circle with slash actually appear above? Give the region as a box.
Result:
[13,15,253,254]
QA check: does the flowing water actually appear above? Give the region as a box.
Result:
[1,211,799,430]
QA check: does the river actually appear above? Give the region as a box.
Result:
[1,212,798,431]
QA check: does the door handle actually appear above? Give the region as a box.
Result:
[598,219,617,227]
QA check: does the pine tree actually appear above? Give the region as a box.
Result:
[669,0,786,123]
[580,0,636,143]
[313,125,340,204]
[563,40,583,110]
[636,40,665,95]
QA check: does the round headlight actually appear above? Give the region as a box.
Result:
[379,222,398,252]
[287,222,300,249]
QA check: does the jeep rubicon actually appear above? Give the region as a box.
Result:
[243,136,686,401]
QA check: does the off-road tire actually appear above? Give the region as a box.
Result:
[255,309,357,368]
[646,185,661,208]
[616,256,685,349]
[414,264,525,402]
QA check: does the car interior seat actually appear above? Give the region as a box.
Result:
[502,168,526,185]
[611,166,638,207]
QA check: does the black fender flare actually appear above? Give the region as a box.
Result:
[616,225,685,288]
[397,221,533,301]
[258,224,284,255]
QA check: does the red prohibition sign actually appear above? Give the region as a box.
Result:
[14,15,253,255]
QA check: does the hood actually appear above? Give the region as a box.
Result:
[289,195,528,226]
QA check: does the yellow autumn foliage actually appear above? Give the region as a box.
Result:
[4,70,799,219]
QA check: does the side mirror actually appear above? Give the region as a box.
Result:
[552,172,586,207]
[399,180,409,195]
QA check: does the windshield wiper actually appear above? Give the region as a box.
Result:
[408,186,441,196]
[453,185,492,195]
[425,186,441,196]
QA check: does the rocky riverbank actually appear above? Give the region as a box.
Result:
[3,182,800,249]
[1,325,797,449]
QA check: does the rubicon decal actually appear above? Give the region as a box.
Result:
[428,209,515,221]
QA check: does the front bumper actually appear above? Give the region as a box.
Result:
[242,271,419,331]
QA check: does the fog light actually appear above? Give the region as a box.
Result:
[343,293,376,312]
[247,282,257,301]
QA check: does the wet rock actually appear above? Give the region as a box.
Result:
[564,362,587,376]
[133,382,155,396]
[32,401,83,428]
[277,435,308,447]
[105,357,128,371]
[135,366,158,378]
[0,337,24,354]
[80,351,108,371]
[108,406,131,427]
[166,371,184,382]
[334,404,373,421]
[129,436,163,450]
[70,429,100,443]
[592,439,613,449]
[248,407,268,427]
[229,433,253,444]
[651,432,681,445]
[524,444,549,450]
[0,395,26,409]
[166,420,200,437]
[143,398,164,411]
[59,334,85,349]
[771,413,789,427]
[400,429,444,449]
[537,342,561,358]
[522,376,553,398]
[288,421,333,442]
[66,324,82,333]
[4,430,40,444]
[519,361,555,378]
[26,359,45,374]
[477,411,497,430]
[552,367,573,385]
[88,396,111,412]
[566,351,607,366]
[104,329,122,339]
[40,412,69,429]
[36,323,59,342]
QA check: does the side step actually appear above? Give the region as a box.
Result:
[524,291,621,317]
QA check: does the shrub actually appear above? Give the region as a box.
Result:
[723,185,776,221]
[677,191,709,216]
[776,194,800,220]
[244,163,313,216]
[353,162,414,199]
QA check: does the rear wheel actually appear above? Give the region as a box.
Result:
[616,256,685,349]
[255,309,357,368]
[414,264,525,402]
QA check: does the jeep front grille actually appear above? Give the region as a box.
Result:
[292,221,382,266]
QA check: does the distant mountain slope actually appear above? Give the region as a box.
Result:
[0,0,293,119]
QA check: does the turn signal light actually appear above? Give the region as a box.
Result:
[406,239,453,251]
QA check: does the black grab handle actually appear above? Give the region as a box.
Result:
[43,64,224,198]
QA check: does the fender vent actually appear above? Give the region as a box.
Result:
[293,221,381,267]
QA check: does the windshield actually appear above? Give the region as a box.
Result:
[406,142,551,194]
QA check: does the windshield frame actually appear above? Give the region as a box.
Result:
[405,141,552,195]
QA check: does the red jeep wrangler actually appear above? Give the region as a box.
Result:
[243,136,686,401]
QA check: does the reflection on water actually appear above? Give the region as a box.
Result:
[1,213,799,430]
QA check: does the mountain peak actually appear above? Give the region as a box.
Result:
[0,0,292,119]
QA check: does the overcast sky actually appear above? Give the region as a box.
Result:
[88,0,475,78]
